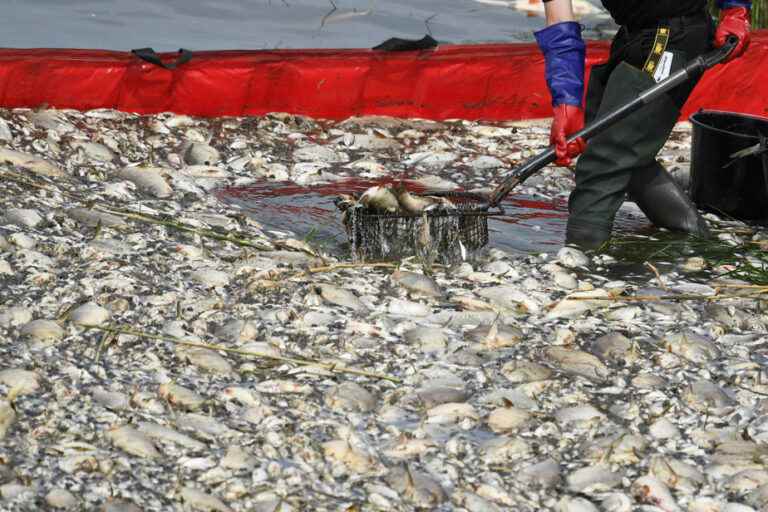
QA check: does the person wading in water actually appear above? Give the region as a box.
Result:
[536,0,751,249]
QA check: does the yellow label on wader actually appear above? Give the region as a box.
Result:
[643,26,670,79]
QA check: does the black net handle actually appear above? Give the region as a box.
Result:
[414,190,502,214]
[131,47,193,69]
[488,36,739,207]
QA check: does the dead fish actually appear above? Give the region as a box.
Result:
[391,269,442,297]
[683,379,735,415]
[555,496,599,512]
[333,193,358,212]
[45,488,78,509]
[600,493,632,512]
[91,388,130,411]
[0,370,39,396]
[360,185,400,213]
[592,333,634,364]
[0,148,63,177]
[183,142,220,166]
[466,323,523,349]
[403,326,447,352]
[137,422,206,451]
[383,435,435,459]
[325,382,377,413]
[118,166,173,198]
[545,347,611,382]
[566,465,622,493]
[583,433,647,465]
[662,331,719,364]
[728,141,767,161]
[158,383,206,411]
[649,456,705,493]
[0,396,16,440]
[385,464,446,507]
[322,439,374,472]
[426,402,479,424]
[487,406,531,433]
[101,499,143,512]
[180,487,232,512]
[555,405,606,428]
[315,283,368,311]
[631,476,681,512]
[176,346,233,375]
[393,183,442,214]
[273,238,319,256]
[518,459,562,488]
[502,360,553,383]
[106,425,160,459]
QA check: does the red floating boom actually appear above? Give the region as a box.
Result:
[0,32,766,121]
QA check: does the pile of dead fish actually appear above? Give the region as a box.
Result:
[337,183,458,215]
[0,107,766,511]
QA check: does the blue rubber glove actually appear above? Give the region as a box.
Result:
[535,21,586,108]
[716,0,751,8]
[535,21,586,166]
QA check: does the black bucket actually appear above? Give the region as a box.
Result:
[690,110,768,220]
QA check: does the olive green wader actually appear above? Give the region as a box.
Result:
[566,16,714,250]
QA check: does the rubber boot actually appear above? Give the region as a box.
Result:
[627,161,712,238]
[566,62,681,250]
[564,218,613,251]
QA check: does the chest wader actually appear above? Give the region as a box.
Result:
[566,19,714,250]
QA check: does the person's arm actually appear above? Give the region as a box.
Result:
[715,0,751,62]
[543,0,575,25]
[535,0,586,167]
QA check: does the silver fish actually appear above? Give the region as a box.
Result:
[360,185,400,213]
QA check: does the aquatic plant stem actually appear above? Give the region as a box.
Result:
[252,262,397,285]
[94,324,117,363]
[566,291,768,302]
[0,168,273,251]
[88,325,402,383]
[644,262,668,291]
[296,262,397,277]
[713,284,768,290]
[95,205,273,251]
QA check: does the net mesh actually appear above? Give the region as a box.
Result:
[342,202,489,263]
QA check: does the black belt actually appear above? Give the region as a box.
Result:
[624,10,711,34]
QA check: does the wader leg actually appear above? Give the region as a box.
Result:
[583,62,612,125]
[627,161,711,237]
[566,62,689,250]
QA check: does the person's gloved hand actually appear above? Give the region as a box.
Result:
[715,1,751,62]
[535,21,587,167]
[551,104,586,167]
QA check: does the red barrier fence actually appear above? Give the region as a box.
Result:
[0,32,766,121]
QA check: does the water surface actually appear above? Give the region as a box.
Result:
[4,0,613,50]
[220,178,649,257]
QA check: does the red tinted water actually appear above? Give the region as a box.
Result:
[217,178,588,255]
